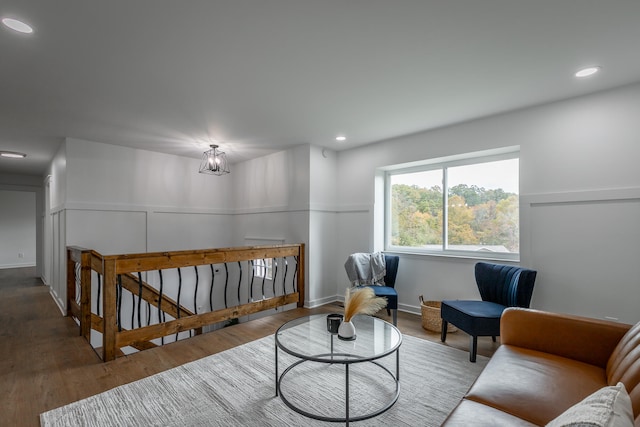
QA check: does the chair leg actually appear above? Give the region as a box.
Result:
[470,336,478,363]
[441,320,448,342]
[492,336,497,342]
[392,309,397,326]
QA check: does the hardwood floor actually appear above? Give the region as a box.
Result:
[0,267,498,426]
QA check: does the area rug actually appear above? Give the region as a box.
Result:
[40,334,487,426]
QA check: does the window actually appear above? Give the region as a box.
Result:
[253,258,273,280]
[244,238,284,280]
[385,150,519,260]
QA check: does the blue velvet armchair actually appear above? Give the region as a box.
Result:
[345,254,400,325]
[373,255,399,325]
[440,262,537,362]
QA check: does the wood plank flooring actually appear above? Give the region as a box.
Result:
[0,267,498,426]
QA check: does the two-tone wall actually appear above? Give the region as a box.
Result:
[335,83,640,324]
[45,138,234,310]
[45,139,340,311]
[39,82,640,324]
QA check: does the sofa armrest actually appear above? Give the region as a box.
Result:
[501,307,631,368]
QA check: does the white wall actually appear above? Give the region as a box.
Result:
[232,144,310,211]
[49,144,67,211]
[308,146,340,305]
[47,138,235,310]
[46,139,326,312]
[65,138,233,209]
[46,146,67,309]
[40,83,640,324]
[63,138,234,253]
[231,145,316,304]
[0,173,44,277]
[0,190,36,268]
[228,144,344,307]
[335,83,640,324]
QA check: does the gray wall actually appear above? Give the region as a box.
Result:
[45,138,235,310]
[0,174,43,274]
[38,82,640,324]
[335,83,640,324]
[0,190,36,268]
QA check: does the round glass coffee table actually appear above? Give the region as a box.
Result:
[275,313,402,425]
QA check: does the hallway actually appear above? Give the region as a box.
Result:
[0,267,100,425]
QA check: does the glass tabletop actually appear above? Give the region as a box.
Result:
[275,313,402,363]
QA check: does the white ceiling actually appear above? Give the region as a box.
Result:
[1,1,640,176]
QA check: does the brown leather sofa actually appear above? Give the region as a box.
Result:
[442,308,640,426]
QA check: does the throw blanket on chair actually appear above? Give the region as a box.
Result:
[344,252,386,286]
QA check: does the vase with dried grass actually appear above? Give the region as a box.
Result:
[338,287,388,340]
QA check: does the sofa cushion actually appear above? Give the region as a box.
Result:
[546,382,633,427]
[607,321,640,424]
[465,345,608,426]
[442,399,538,426]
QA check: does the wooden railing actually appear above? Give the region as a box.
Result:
[67,244,305,361]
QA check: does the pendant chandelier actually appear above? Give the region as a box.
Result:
[199,144,230,175]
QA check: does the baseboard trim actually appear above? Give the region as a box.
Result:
[0,263,36,270]
[305,295,340,308]
[306,295,421,317]
[49,288,66,316]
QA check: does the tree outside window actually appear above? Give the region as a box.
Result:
[387,154,519,259]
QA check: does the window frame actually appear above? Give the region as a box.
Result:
[384,149,520,261]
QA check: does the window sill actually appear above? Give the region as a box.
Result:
[384,248,520,263]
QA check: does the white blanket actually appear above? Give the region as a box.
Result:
[344,252,386,286]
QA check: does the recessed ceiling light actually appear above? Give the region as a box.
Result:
[0,151,27,159]
[2,17,34,34]
[575,66,601,78]
[335,136,346,141]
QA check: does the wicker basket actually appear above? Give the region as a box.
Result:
[421,301,457,333]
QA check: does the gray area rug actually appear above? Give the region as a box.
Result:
[41,334,487,426]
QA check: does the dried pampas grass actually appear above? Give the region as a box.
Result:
[343,287,388,322]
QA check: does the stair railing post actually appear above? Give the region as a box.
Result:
[66,248,76,318]
[79,251,92,340]
[297,243,305,308]
[102,258,117,362]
